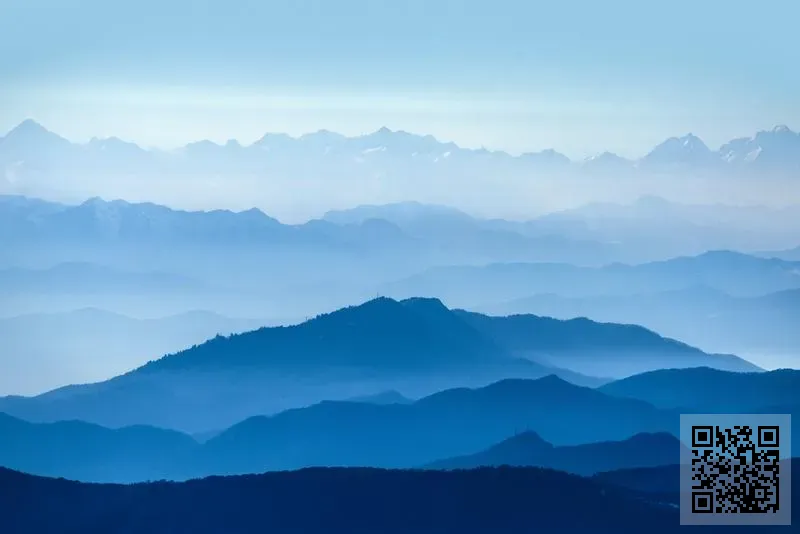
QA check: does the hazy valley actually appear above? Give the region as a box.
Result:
[1,123,798,533]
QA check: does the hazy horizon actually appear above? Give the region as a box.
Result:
[3,0,799,160]
[2,116,798,161]
[4,119,800,224]
[2,3,799,530]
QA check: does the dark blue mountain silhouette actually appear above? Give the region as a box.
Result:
[1,296,718,433]
[0,466,688,534]
[141,297,504,371]
[197,375,676,476]
[2,464,792,534]
[0,376,679,482]
[424,431,683,475]
[599,367,800,411]
[136,297,755,378]
[0,412,197,482]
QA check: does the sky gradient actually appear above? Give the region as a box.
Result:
[1,0,798,159]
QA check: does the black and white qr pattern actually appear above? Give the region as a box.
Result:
[690,425,781,514]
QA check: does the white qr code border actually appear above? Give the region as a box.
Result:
[679,413,792,526]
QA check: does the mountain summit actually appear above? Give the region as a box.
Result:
[141,296,505,372]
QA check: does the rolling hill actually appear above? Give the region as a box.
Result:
[0,412,197,483]
[0,375,677,482]
[197,375,677,475]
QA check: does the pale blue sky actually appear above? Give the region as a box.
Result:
[1,0,798,158]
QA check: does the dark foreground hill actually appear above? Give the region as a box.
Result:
[594,459,799,504]
[0,465,771,534]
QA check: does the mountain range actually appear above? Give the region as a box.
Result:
[2,367,797,483]
[2,120,799,175]
[382,251,800,310]
[7,194,800,280]
[2,194,796,392]
[0,194,627,286]
[4,194,799,334]
[0,375,679,482]
[0,297,757,433]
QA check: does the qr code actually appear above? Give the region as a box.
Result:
[680,414,791,526]
[690,425,780,513]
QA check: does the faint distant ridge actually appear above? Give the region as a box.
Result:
[1,119,798,173]
[383,249,800,315]
[323,201,473,227]
[0,194,626,266]
[424,431,682,475]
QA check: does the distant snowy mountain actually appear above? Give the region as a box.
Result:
[1,120,798,179]
[640,134,717,170]
[582,152,635,173]
[719,125,800,170]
